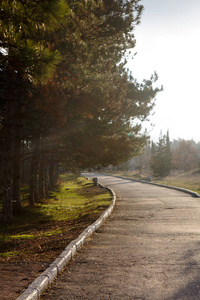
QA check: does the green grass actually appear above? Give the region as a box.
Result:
[8,234,35,240]
[0,174,112,258]
[0,251,21,258]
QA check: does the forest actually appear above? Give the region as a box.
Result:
[0,0,161,221]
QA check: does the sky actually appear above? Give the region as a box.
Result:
[128,0,200,142]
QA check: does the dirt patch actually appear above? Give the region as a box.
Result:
[0,215,102,299]
[0,261,49,300]
[0,182,111,299]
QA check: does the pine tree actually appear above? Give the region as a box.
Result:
[0,0,68,220]
[36,0,161,172]
[0,0,161,220]
[151,131,172,178]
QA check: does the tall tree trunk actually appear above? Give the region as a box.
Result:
[2,157,13,221]
[2,103,14,221]
[29,137,39,205]
[54,162,59,183]
[21,140,30,185]
[45,164,50,197]
[29,158,39,206]
[1,77,25,219]
[12,124,22,214]
[38,160,46,199]
[49,161,59,188]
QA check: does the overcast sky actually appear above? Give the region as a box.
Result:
[128,0,200,142]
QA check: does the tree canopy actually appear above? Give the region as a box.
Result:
[172,140,198,171]
[0,0,161,220]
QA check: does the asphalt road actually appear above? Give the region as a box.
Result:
[42,174,200,300]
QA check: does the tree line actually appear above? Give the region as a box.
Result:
[126,133,200,178]
[0,0,160,221]
[151,134,200,177]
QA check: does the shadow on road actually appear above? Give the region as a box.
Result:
[164,242,200,300]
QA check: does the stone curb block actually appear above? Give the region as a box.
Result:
[17,288,39,300]
[42,265,58,283]
[16,179,116,300]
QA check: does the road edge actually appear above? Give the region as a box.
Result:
[16,181,116,300]
[103,174,200,198]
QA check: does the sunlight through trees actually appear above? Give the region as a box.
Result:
[0,0,160,220]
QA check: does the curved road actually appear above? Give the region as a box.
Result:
[42,174,200,300]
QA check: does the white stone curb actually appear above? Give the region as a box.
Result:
[16,181,116,300]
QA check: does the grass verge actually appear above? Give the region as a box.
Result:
[152,172,200,194]
[0,174,111,261]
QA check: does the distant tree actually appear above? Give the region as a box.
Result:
[130,144,152,174]
[151,141,156,157]
[151,131,172,178]
[172,140,198,171]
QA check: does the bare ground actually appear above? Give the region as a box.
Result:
[0,218,96,300]
[0,185,109,300]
